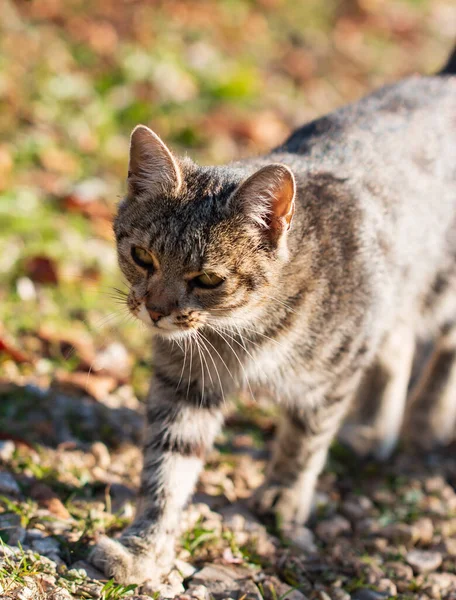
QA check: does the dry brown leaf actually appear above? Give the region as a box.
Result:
[24,255,59,285]
[52,370,117,401]
[30,482,72,520]
[0,326,35,364]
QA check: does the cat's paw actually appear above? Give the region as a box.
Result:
[338,423,397,461]
[404,409,455,451]
[89,536,171,587]
[249,481,313,528]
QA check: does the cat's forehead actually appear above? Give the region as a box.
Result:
[116,165,241,239]
[115,201,241,272]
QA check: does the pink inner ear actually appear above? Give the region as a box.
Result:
[231,163,296,244]
[272,173,295,230]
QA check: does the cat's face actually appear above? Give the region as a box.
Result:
[114,126,295,339]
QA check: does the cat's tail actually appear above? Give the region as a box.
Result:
[439,45,456,75]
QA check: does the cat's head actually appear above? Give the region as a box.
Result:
[114,125,295,338]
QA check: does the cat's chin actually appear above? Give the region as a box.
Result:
[154,327,199,341]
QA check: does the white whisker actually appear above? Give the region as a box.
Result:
[197,331,225,406]
[205,324,256,403]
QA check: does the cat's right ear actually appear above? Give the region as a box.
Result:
[229,164,296,254]
[127,125,183,198]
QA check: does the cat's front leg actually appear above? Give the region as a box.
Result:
[251,386,355,529]
[90,374,224,587]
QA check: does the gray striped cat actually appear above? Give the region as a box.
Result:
[91,50,456,587]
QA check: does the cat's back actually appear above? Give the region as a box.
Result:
[270,75,456,333]
[278,75,455,167]
[273,75,456,252]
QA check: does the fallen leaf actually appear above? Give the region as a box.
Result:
[37,325,96,367]
[30,482,72,520]
[52,370,117,401]
[24,255,59,285]
[0,432,35,450]
[39,146,78,176]
[0,327,34,364]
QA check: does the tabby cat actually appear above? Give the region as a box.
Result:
[91,49,456,587]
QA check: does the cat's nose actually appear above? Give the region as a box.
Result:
[147,309,165,322]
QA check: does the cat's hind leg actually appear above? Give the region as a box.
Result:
[250,382,356,528]
[405,325,456,449]
[339,323,416,460]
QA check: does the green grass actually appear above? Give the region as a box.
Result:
[0,542,45,594]
[99,579,138,600]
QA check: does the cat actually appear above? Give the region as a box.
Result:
[90,48,456,587]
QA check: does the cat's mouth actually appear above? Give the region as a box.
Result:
[135,304,206,337]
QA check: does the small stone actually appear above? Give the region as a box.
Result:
[260,576,308,600]
[0,471,20,495]
[315,515,351,541]
[356,518,381,536]
[442,537,456,556]
[15,586,34,600]
[372,489,396,505]
[90,442,111,469]
[424,476,446,494]
[368,537,388,552]
[70,560,105,580]
[381,523,418,544]
[440,517,456,537]
[187,584,211,600]
[25,528,45,542]
[284,525,317,554]
[406,549,442,573]
[45,519,73,534]
[189,565,261,600]
[0,440,15,462]
[153,582,185,599]
[158,569,185,598]
[175,558,198,578]
[384,561,413,580]
[219,502,262,532]
[75,582,103,598]
[376,579,397,596]
[0,543,15,557]
[46,552,64,567]
[352,590,389,600]
[412,517,434,545]
[279,591,307,600]
[0,513,26,546]
[37,573,57,589]
[49,588,73,600]
[425,572,456,592]
[341,495,373,521]
[329,589,350,600]
[32,536,61,557]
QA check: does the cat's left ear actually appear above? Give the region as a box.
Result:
[127,125,183,198]
[231,163,296,246]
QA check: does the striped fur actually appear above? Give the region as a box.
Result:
[91,68,456,586]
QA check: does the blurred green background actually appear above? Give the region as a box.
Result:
[0,0,454,395]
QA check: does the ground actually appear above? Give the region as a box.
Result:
[0,0,455,598]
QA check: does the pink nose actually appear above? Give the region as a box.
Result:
[148,310,165,322]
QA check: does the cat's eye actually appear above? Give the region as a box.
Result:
[192,272,224,289]
[131,246,155,271]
